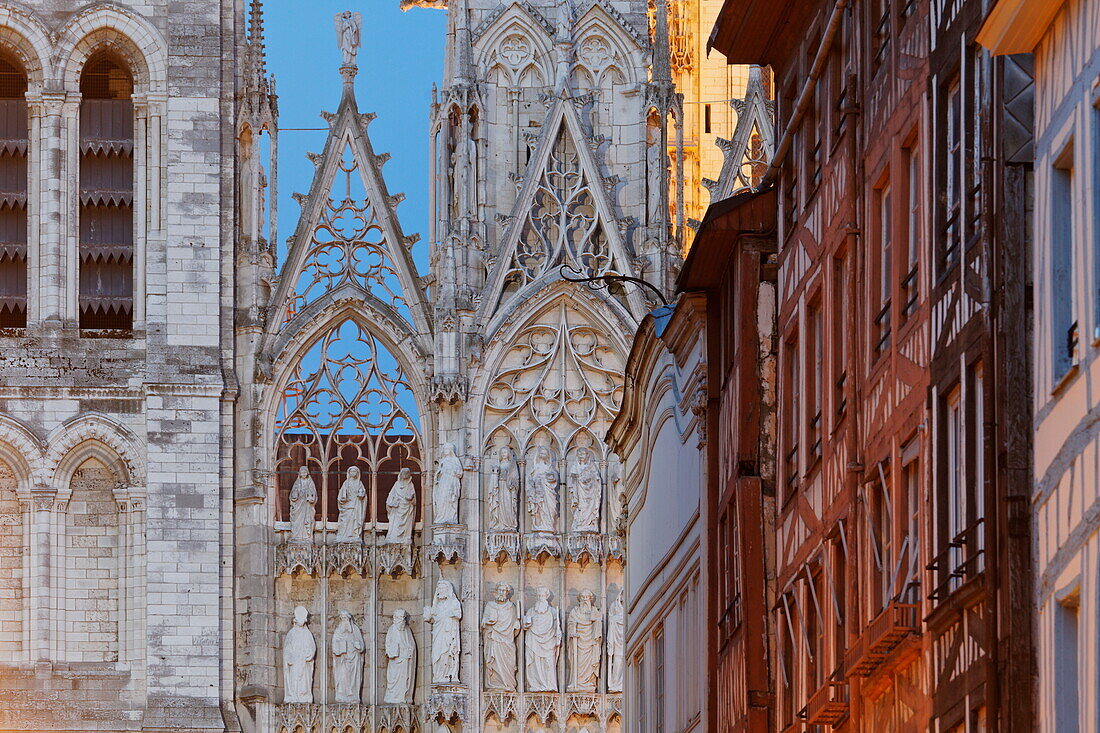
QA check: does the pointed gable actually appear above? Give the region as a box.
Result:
[268,83,430,342]
[481,95,646,322]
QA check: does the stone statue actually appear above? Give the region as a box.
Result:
[334,11,362,68]
[423,579,462,684]
[646,118,665,226]
[607,591,625,692]
[567,590,603,692]
[487,446,519,531]
[289,467,317,543]
[433,443,463,525]
[384,609,416,704]
[523,587,562,692]
[384,467,417,544]
[334,466,366,542]
[569,448,602,533]
[526,446,559,533]
[282,605,316,703]
[608,457,626,534]
[331,610,364,703]
[481,583,520,690]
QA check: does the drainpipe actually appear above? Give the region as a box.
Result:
[758,0,850,190]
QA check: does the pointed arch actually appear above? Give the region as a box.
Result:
[475,288,631,458]
[0,414,43,492]
[267,315,427,531]
[474,1,555,65]
[479,98,646,322]
[572,3,646,87]
[55,3,168,94]
[268,89,431,344]
[0,6,50,88]
[713,66,776,200]
[46,412,144,492]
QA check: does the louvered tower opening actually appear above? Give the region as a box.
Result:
[79,52,134,331]
[0,56,28,329]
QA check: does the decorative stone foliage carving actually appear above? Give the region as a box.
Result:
[276,540,319,577]
[278,702,320,733]
[524,692,559,726]
[424,689,466,724]
[377,703,417,732]
[377,543,415,578]
[327,541,364,577]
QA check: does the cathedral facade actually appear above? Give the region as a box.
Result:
[0,1,698,731]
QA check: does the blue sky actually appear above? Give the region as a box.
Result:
[265,1,448,267]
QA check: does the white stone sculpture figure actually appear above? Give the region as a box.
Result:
[487,445,519,531]
[334,466,366,542]
[523,587,562,692]
[331,609,364,703]
[385,466,417,544]
[608,458,626,535]
[433,443,463,526]
[334,11,362,68]
[384,609,417,704]
[569,447,602,533]
[289,467,317,543]
[282,605,316,703]
[526,446,559,533]
[423,579,462,684]
[567,590,603,692]
[607,592,625,692]
[481,583,520,690]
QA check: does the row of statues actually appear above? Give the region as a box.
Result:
[287,444,620,541]
[281,582,625,704]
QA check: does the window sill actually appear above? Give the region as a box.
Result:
[1051,363,1080,397]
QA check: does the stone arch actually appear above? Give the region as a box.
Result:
[475,6,555,88]
[476,288,630,461]
[55,3,168,95]
[61,453,122,663]
[46,413,144,497]
[0,5,51,90]
[0,413,43,493]
[266,312,428,532]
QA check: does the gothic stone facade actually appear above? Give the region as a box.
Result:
[0,1,688,732]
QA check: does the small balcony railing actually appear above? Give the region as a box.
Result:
[843,600,919,677]
[804,679,849,727]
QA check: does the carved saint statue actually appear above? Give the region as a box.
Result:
[289,467,317,543]
[607,591,625,692]
[646,117,666,227]
[567,590,603,692]
[385,467,417,544]
[481,583,520,690]
[282,605,316,703]
[423,579,462,684]
[335,466,366,542]
[334,11,362,68]
[523,587,562,692]
[433,443,463,526]
[331,610,364,703]
[384,609,417,704]
[608,457,626,535]
[487,446,519,531]
[569,448,602,533]
[526,446,559,533]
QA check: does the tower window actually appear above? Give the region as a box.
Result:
[79,52,134,331]
[0,55,27,329]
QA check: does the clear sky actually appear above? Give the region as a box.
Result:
[264,1,448,267]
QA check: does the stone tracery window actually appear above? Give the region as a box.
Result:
[274,319,422,529]
[484,303,624,459]
[505,129,620,293]
[78,52,135,331]
[285,145,408,325]
[0,54,27,329]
